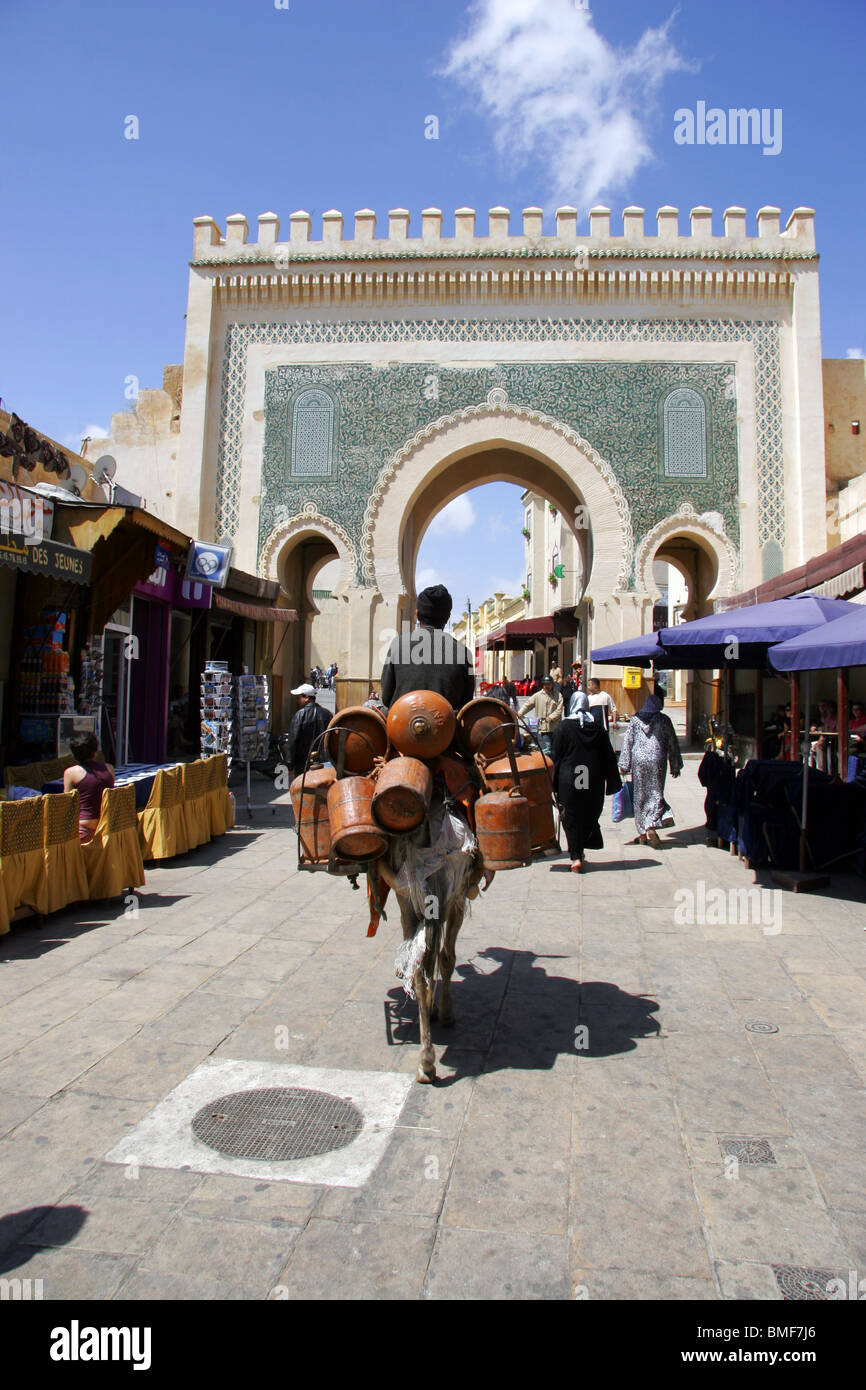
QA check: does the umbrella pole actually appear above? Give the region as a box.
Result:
[838,666,849,780]
[799,670,811,872]
[789,674,800,763]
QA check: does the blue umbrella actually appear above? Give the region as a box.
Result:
[590,633,670,667]
[659,593,861,658]
[768,604,866,671]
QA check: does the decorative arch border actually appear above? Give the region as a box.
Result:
[635,501,739,603]
[260,501,357,595]
[361,393,634,595]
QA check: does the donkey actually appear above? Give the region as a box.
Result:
[375,798,485,1083]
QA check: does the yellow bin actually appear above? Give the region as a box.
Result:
[623,666,643,690]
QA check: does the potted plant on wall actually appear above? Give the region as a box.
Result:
[521,527,531,539]
[548,504,558,517]
[548,571,558,586]
[521,585,530,601]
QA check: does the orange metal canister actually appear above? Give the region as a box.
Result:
[456,697,518,759]
[323,706,388,775]
[386,690,456,759]
[372,756,432,833]
[290,766,335,863]
[481,748,557,850]
[326,776,388,860]
[474,787,532,870]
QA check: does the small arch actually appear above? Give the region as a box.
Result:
[636,504,738,604]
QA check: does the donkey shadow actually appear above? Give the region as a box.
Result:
[385,946,659,1080]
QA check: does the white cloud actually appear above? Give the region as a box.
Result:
[416,566,441,590]
[62,424,109,451]
[428,494,477,535]
[846,348,865,359]
[441,0,690,205]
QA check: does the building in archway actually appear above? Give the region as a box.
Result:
[91,202,828,723]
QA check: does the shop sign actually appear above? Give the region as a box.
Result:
[185,539,233,588]
[0,534,91,583]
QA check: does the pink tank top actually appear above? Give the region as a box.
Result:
[77,762,114,820]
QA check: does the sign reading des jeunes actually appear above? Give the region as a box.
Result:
[0,533,91,583]
[185,539,233,589]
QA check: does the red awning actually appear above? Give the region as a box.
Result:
[485,614,577,648]
[213,593,298,622]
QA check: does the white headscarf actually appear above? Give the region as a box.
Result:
[567,690,593,725]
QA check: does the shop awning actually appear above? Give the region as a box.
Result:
[213,593,298,622]
[0,534,92,583]
[484,614,578,649]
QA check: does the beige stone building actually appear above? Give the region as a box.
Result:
[90,201,843,723]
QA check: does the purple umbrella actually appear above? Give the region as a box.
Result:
[768,604,866,671]
[659,593,861,657]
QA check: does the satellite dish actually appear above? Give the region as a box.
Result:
[68,464,87,496]
[93,455,117,485]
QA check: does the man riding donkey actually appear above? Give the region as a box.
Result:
[371,585,497,1079]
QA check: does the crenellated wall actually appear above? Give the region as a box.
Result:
[191,204,817,259]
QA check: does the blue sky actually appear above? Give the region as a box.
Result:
[2,0,863,604]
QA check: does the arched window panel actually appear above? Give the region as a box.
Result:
[663,388,707,478]
[290,388,335,477]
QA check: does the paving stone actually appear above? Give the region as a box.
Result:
[275,1214,437,1300]
[572,1153,712,1279]
[183,1174,322,1224]
[426,1227,570,1299]
[443,1072,571,1235]
[23,1195,178,1255]
[70,1038,213,1102]
[317,1128,455,1220]
[572,1267,717,1300]
[140,1213,298,1286]
[116,1271,264,1300]
[0,1245,137,1299]
[714,1259,785,1300]
[691,1164,850,1267]
[69,1161,204,1204]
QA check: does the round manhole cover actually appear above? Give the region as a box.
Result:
[191,1087,364,1161]
[744,1020,779,1034]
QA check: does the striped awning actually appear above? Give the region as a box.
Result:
[213,593,297,622]
[808,562,865,600]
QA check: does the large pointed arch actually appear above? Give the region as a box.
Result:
[362,394,633,606]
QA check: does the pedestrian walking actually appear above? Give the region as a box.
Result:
[587,676,618,729]
[518,674,563,754]
[285,682,331,777]
[551,691,621,873]
[618,691,683,848]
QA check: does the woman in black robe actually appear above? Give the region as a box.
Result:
[551,691,622,873]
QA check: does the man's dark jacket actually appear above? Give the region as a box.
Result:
[285,699,331,772]
[381,624,475,710]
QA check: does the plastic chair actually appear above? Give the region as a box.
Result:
[181,759,211,850]
[0,796,49,932]
[82,783,145,900]
[43,791,89,914]
[138,767,187,861]
[214,753,234,832]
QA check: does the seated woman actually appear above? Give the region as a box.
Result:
[62,733,115,842]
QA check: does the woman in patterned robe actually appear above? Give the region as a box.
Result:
[618,692,683,847]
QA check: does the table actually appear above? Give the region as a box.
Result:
[41,762,182,809]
